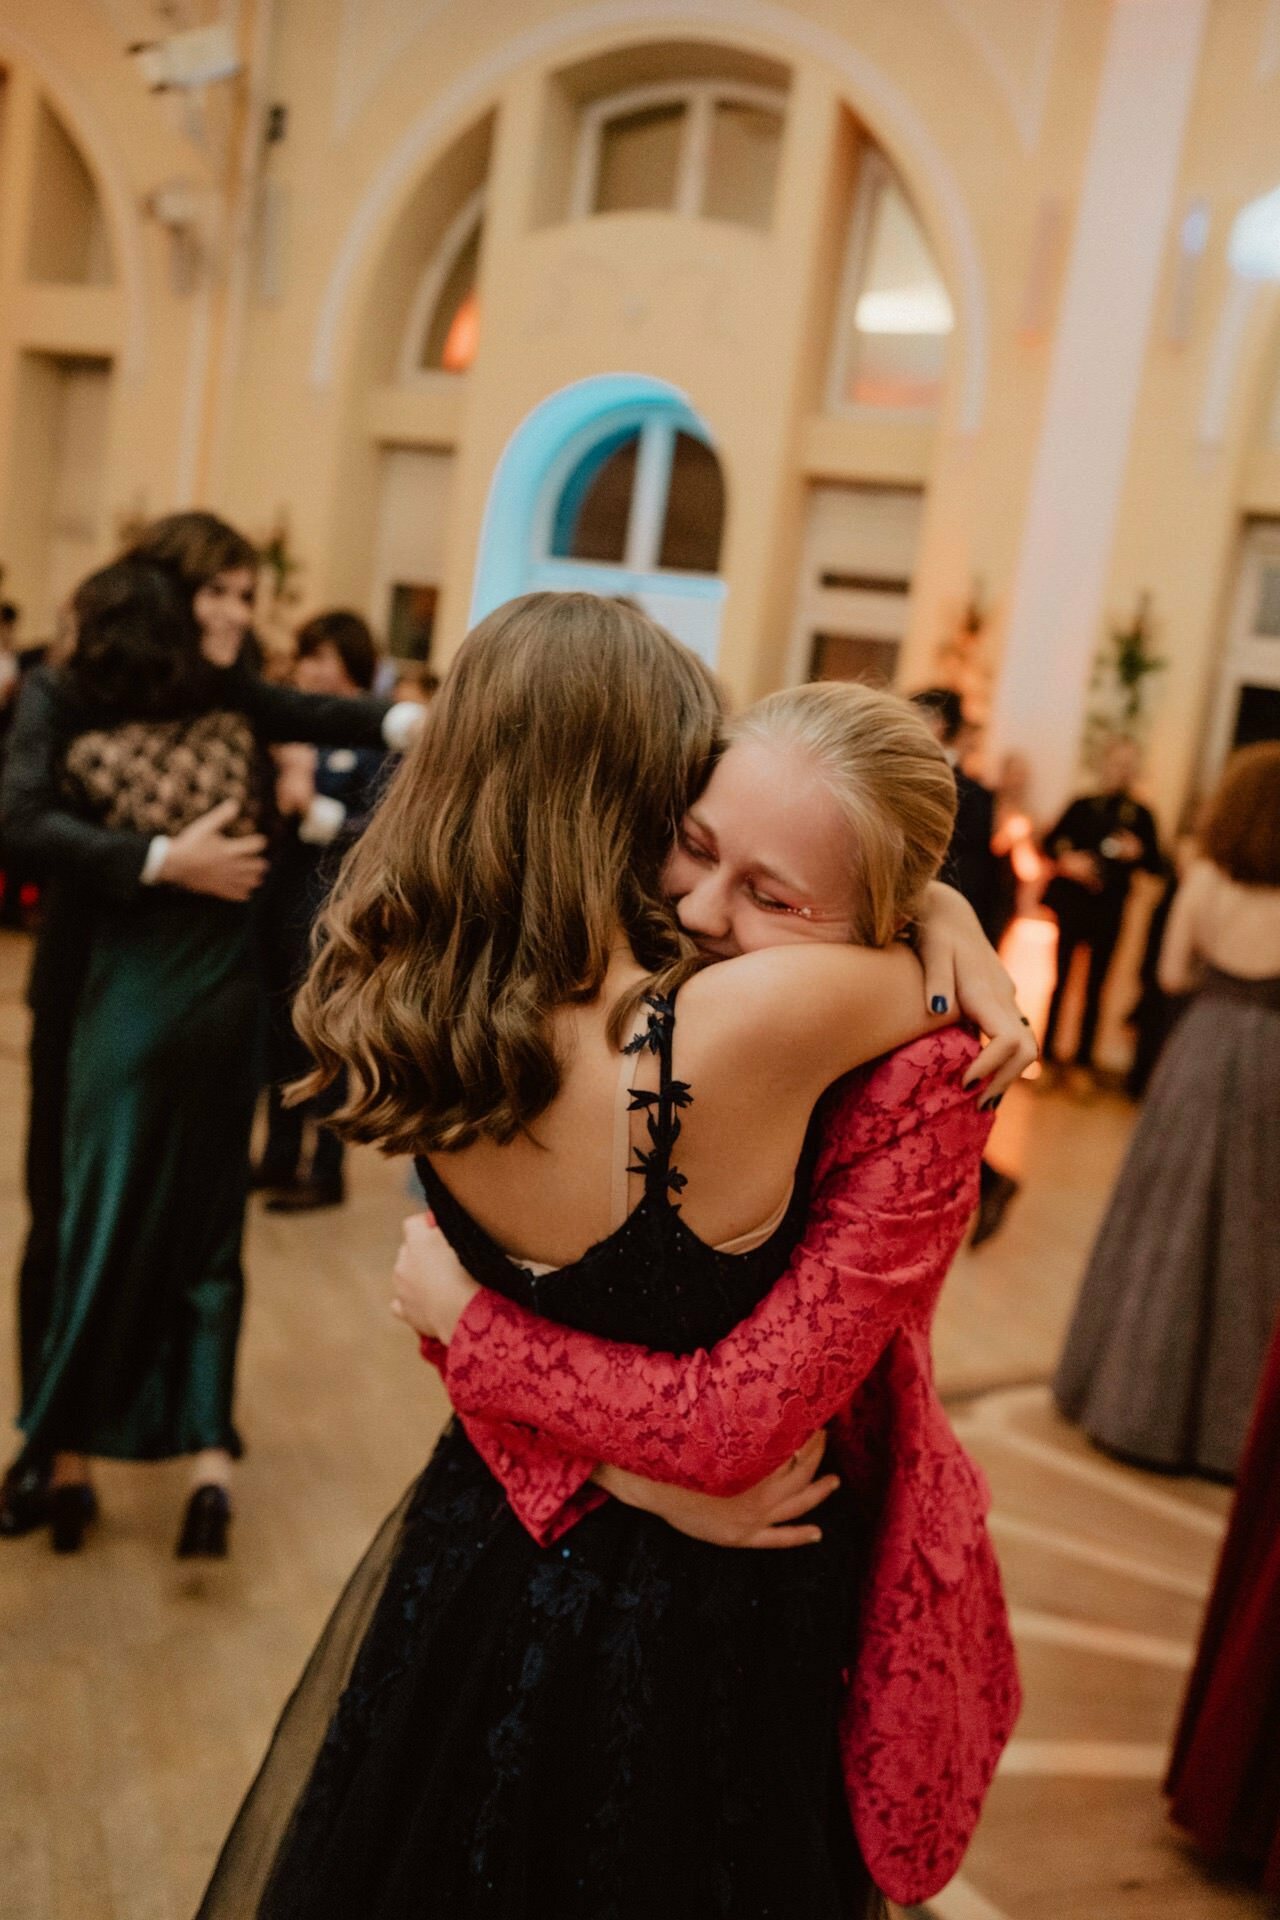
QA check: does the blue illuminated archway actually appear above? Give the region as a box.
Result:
[471,374,727,666]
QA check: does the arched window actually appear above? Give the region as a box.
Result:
[571,82,785,232]
[27,99,113,285]
[400,191,484,377]
[548,417,725,574]
[474,379,728,665]
[828,152,953,414]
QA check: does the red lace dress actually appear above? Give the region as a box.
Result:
[430,1025,1021,1905]
[1165,1316,1280,1889]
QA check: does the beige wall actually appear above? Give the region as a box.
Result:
[3,0,1280,829]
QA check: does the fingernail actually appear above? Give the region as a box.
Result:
[931,995,949,1014]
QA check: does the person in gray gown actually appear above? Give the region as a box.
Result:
[1053,743,1280,1479]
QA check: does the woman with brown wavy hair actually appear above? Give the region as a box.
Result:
[197,592,1029,1920]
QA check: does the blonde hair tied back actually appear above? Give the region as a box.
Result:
[734,681,957,946]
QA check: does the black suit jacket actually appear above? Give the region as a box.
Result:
[945,766,1001,943]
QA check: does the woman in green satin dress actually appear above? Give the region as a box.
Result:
[8,532,403,1555]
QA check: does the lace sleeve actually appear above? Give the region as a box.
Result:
[418,1337,600,1546]
[445,1030,991,1496]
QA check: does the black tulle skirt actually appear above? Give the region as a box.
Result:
[196,1424,882,1920]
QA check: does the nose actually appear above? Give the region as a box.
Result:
[676,872,732,940]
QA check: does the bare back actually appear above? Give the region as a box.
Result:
[422,955,823,1269]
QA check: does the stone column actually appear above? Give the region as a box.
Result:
[989,0,1210,815]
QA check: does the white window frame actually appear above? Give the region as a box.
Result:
[397,186,486,382]
[825,148,952,421]
[569,80,786,224]
[529,402,725,594]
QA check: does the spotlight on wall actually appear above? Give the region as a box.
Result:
[128,24,241,92]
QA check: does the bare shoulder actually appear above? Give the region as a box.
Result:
[677,942,918,1044]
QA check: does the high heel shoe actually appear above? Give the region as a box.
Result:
[49,1483,98,1554]
[176,1484,231,1558]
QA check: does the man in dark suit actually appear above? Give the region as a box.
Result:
[912,688,1020,1248]
[1040,736,1163,1087]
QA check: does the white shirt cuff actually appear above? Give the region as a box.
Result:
[382,700,424,753]
[141,835,171,885]
[297,794,347,846]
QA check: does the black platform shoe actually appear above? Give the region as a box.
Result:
[49,1483,98,1554]
[0,1456,52,1537]
[176,1484,231,1559]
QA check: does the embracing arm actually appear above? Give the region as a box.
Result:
[224,662,416,752]
[694,885,1031,1109]
[1,667,151,900]
[441,1030,991,1531]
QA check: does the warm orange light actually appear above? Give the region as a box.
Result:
[440,291,480,372]
[999,913,1058,1059]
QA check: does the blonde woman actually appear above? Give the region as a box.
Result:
[391,678,1023,1908]
[198,596,1032,1920]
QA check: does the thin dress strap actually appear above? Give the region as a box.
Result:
[622,994,692,1206]
[609,1041,640,1231]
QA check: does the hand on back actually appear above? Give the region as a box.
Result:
[158,798,268,901]
[598,1432,839,1550]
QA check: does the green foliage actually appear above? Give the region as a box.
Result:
[1084,592,1166,770]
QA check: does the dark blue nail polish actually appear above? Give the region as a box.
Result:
[931,995,949,1014]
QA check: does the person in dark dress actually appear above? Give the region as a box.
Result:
[1165,1310,1280,1890]
[195,595,1032,1920]
[1053,744,1280,1478]
[256,611,387,1211]
[0,514,267,1538]
[0,525,415,1551]
[1041,737,1162,1085]
[912,688,1022,1245]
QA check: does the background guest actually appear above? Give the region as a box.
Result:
[1040,737,1162,1093]
[1053,742,1280,1479]
[0,518,411,1547]
[1165,1306,1280,1893]
[255,610,388,1212]
[913,687,1021,1247]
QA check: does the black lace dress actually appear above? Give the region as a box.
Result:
[196,998,877,1919]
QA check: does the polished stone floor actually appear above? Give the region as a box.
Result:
[0,931,1267,1920]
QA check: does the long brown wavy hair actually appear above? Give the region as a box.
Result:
[293,592,722,1153]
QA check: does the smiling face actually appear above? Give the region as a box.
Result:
[192,566,257,668]
[663,736,856,957]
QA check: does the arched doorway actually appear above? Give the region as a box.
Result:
[473,374,727,664]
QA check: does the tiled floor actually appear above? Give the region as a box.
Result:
[0,931,1269,1919]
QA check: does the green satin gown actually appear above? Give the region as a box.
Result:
[19,892,262,1460]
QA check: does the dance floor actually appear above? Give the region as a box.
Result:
[0,932,1263,1920]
